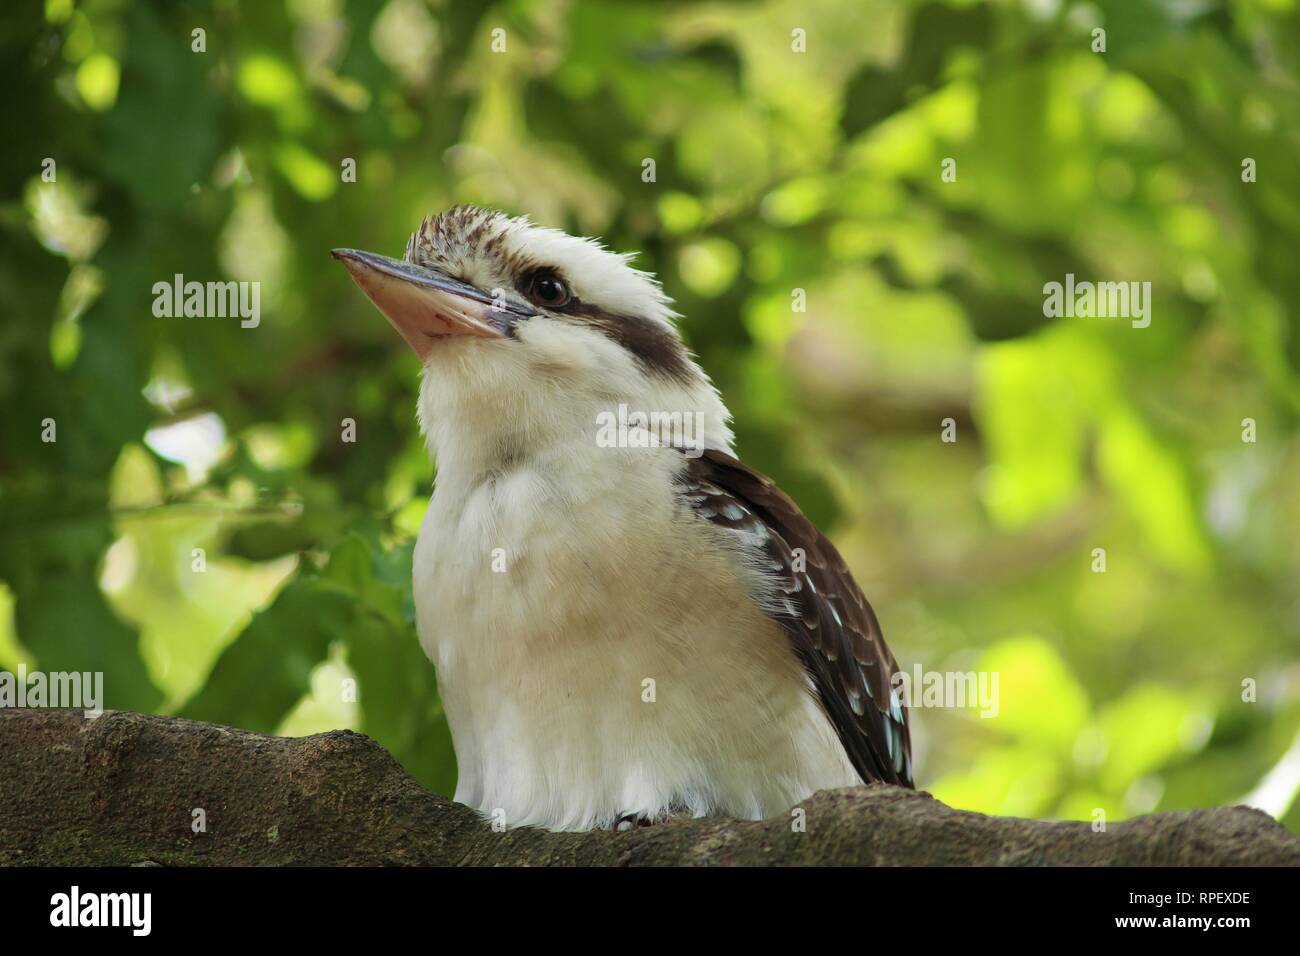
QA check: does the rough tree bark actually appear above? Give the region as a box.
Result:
[1,709,1296,866]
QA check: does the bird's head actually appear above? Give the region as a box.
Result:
[334,205,733,471]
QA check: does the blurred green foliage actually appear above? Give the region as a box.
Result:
[2,0,1299,831]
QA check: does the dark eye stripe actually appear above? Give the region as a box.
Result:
[564,300,698,385]
[514,267,697,385]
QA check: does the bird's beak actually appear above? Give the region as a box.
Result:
[331,248,533,359]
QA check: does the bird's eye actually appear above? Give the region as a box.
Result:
[527,272,572,309]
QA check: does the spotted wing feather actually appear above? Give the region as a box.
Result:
[677,449,913,788]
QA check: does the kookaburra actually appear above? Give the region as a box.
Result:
[333,205,912,831]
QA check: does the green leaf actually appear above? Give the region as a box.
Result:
[1096,410,1212,574]
[1098,684,1207,793]
[348,612,456,796]
[0,481,161,711]
[978,635,1091,755]
[180,578,355,732]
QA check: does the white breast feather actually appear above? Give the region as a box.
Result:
[413,435,859,831]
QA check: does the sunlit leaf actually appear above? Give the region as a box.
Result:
[977,635,1091,754]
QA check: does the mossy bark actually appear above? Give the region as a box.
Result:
[2,709,1296,866]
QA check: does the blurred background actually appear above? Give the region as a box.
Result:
[2,0,1299,832]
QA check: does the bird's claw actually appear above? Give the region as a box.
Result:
[614,812,653,832]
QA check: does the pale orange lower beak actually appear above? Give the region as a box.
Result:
[332,248,533,359]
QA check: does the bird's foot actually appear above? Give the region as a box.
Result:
[613,812,655,832]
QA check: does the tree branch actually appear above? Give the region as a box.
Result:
[2,710,1296,866]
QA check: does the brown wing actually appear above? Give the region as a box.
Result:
[676,448,913,788]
